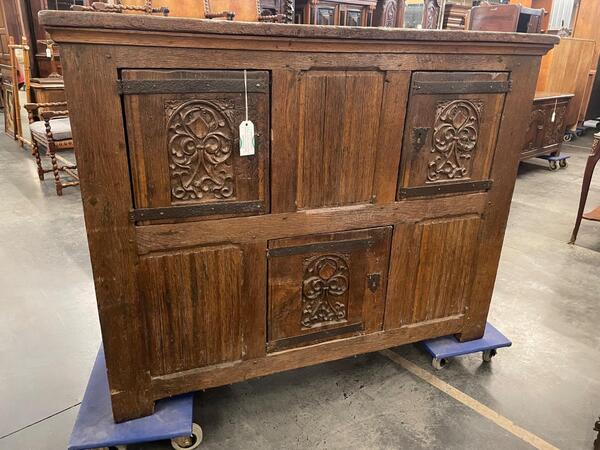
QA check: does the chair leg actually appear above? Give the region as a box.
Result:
[49,147,63,196]
[32,142,44,180]
[570,136,600,244]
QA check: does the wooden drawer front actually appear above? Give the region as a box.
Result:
[122,69,270,222]
[398,72,510,198]
[139,244,255,376]
[385,215,481,329]
[296,70,386,209]
[267,227,392,351]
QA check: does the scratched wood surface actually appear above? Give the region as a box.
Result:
[43,11,557,421]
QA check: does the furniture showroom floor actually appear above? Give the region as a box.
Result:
[0,121,599,450]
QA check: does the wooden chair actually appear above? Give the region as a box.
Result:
[24,102,78,196]
[204,0,293,23]
[569,132,600,244]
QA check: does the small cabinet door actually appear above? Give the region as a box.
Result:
[121,69,270,222]
[267,227,392,352]
[398,71,510,199]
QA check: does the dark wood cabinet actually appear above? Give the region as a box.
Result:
[296,0,376,26]
[41,11,557,422]
[521,93,573,161]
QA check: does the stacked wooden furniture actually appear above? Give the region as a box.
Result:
[41,10,557,422]
[442,3,471,30]
[469,3,543,33]
[521,92,573,161]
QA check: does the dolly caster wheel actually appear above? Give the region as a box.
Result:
[171,423,203,450]
[482,349,497,363]
[563,133,573,142]
[432,357,448,370]
[559,159,568,168]
[549,160,558,171]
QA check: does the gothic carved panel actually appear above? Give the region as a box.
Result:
[524,107,545,150]
[383,0,398,27]
[301,254,350,328]
[428,99,483,182]
[166,99,236,203]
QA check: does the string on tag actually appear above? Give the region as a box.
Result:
[244,69,249,122]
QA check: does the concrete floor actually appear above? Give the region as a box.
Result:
[0,122,599,450]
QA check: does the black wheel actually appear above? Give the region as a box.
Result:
[576,129,584,137]
[549,160,559,171]
[559,159,568,168]
[432,358,448,370]
[482,349,497,363]
[563,133,573,142]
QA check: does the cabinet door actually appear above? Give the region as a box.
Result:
[385,216,482,329]
[139,244,265,376]
[273,69,409,211]
[121,69,270,222]
[267,227,392,351]
[398,72,510,198]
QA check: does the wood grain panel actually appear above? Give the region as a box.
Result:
[296,70,385,209]
[385,215,481,329]
[140,245,246,376]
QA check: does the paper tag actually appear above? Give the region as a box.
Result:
[46,47,52,58]
[239,120,255,156]
[551,111,556,123]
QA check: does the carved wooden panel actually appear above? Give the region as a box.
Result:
[122,69,270,221]
[139,245,246,376]
[267,227,392,351]
[398,71,508,198]
[385,215,482,329]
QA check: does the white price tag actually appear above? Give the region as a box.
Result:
[46,48,52,58]
[239,120,255,156]
[551,111,556,123]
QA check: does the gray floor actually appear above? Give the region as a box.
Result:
[0,124,599,450]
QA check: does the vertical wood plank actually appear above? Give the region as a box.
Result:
[372,71,411,204]
[59,43,153,422]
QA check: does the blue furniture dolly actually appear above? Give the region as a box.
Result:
[68,346,202,450]
[421,323,512,370]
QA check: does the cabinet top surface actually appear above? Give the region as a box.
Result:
[40,10,558,48]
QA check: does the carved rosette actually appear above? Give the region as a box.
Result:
[167,99,236,202]
[301,254,349,328]
[428,99,483,182]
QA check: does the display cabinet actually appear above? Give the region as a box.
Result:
[41,10,557,422]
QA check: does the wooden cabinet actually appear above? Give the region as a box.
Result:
[296,0,376,26]
[521,92,573,160]
[41,10,557,422]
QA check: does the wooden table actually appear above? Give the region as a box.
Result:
[40,10,557,422]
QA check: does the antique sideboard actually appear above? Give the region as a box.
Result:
[40,10,557,422]
[521,92,573,162]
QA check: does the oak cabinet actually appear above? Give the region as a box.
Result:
[41,11,557,422]
[521,93,573,161]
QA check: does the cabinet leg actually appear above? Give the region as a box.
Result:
[110,391,156,423]
[456,323,486,342]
